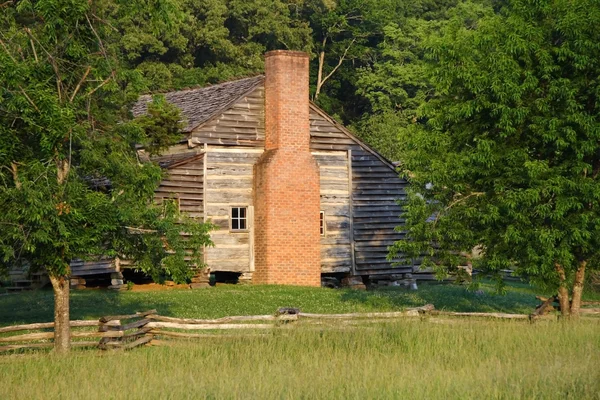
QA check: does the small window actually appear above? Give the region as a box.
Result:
[231,207,248,231]
[320,211,325,236]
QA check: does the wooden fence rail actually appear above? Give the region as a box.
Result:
[1,301,599,353]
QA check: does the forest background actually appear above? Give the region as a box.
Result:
[102,0,494,161]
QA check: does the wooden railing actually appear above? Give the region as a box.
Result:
[0,305,435,352]
[2,301,599,353]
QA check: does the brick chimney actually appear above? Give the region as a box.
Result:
[253,51,321,286]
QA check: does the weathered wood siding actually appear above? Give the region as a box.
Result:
[350,149,411,274]
[313,151,352,273]
[191,88,265,273]
[191,86,265,147]
[71,259,116,276]
[154,151,205,220]
[309,108,412,276]
[203,148,261,273]
[159,87,413,277]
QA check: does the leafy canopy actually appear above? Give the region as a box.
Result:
[390,0,600,292]
[0,0,212,282]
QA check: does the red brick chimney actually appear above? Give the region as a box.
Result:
[253,51,321,286]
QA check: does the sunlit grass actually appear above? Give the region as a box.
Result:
[0,318,598,399]
[4,279,596,326]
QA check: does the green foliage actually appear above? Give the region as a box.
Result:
[352,0,492,160]
[390,0,600,292]
[0,0,212,283]
[139,0,314,89]
[135,96,185,156]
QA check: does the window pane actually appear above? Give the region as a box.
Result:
[239,207,246,218]
[232,219,239,230]
[232,207,239,218]
[240,218,246,230]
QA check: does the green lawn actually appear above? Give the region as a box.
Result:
[1,280,599,326]
[1,281,599,399]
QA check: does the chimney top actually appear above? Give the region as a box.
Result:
[265,50,309,59]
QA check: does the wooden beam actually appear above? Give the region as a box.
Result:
[348,149,356,276]
[146,322,274,330]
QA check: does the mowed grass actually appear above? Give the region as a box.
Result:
[1,319,599,399]
[4,279,599,326]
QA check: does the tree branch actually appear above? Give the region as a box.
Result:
[23,28,64,101]
[29,38,38,62]
[124,226,158,234]
[18,86,40,112]
[86,75,112,97]
[0,37,17,64]
[69,66,91,102]
[85,14,114,77]
[433,192,485,227]
[10,162,21,189]
[445,192,485,211]
[314,38,356,101]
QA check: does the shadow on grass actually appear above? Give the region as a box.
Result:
[0,288,173,326]
[339,281,542,314]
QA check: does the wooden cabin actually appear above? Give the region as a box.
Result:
[127,50,419,287]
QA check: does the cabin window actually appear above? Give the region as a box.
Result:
[231,206,248,231]
[320,211,325,236]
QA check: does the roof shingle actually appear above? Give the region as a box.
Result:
[132,75,264,133]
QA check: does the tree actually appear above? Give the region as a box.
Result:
[0,0,212,353]
[178,0,312,87]
[352,0,492,160]
[390,0,600,317]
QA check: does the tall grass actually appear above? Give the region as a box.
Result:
[1,319,598,399]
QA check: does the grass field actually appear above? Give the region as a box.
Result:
[4,279,600,326]
[0,319,599,399]
[1,281,599,399]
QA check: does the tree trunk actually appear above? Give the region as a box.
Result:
[49,274,71,353]
[570,261,587,318]
[554,263,571,317]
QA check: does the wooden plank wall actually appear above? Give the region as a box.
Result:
[350,149,411,275]
[191,86,265,147]
[313,152,352,273]
[309,108,414,276]
[192,87,266,273]
[204,148,261,273]
[154,154,205,220]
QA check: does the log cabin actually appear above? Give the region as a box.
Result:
[69,50,420,288]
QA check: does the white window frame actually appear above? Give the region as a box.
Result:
[230,206,249,232]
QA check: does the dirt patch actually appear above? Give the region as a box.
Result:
[129,282,191,292]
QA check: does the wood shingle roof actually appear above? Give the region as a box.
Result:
[132,75,264,133]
